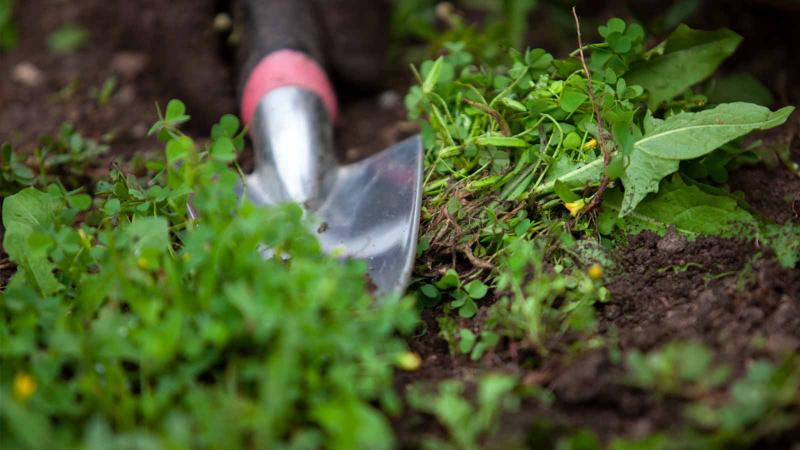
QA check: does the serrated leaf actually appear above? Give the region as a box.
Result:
[619,103,794,215]
[2,188,64,295]
[603,178,757,238]
[626,25,742,109]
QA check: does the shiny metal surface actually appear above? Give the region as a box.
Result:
[242,87,423,296]
[246,87,336,205]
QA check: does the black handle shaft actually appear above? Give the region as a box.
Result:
[238,0,325,92]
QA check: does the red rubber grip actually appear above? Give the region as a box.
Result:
[241,49,339,126]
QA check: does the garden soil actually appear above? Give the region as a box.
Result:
[1,0,798,448]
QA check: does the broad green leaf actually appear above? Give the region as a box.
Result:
[620,103,794,216]
[2,188,64,295]
[602,178,757,238]
[625,25,742,109]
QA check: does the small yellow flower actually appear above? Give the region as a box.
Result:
[397,352,422,371]
[564,199,586,217]
[13,373,36,400]
[137,257,149,270]
[588,264,603,280]
[582,138,598,150]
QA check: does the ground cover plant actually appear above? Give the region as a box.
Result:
[1,1,799,449]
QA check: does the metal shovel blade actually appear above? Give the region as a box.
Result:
[244,135,423,296]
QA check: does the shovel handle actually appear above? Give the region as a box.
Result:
[239,0,338,125]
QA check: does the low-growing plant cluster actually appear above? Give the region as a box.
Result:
[405,15,796,350]
[399,9,798,450]
[1,103,419,449]
[407,17,793,278]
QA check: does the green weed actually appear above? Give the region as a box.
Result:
[0,101,420,450]
[407,374,520,450]
[623,341,731,398]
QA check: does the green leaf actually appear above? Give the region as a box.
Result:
[436,269,460,290]
[210,136,236,162]
[459,298,478,318]
[464,280,488,299]
[602,178,757,238]
[423,56,444,94]
[500,97,527,112]
[67,193,92,211]
[554,179,580,203]
[620,103,794,216]
[2,188,64,295]
[420,284,439,299]
[47,23,89,53]
[459,329,476,354]
[166,136,193,163]
[560,89,588,114]
[475,136,528,147]
[625,25,742,109]
[165,99,187,121]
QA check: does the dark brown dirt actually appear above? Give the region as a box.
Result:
[2,1,799,449]
[0,0,410,167]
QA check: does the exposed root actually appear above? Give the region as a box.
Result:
[463,98,511,136]
[460,243,495,271]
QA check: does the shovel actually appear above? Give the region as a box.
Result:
[237,0,423,296]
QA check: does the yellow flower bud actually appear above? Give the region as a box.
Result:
[588,264,603,280]
[13,373,36,400]
[397,352,422,371]
[564,199,586,217]
[137,257,149,270]
[582,138,598,150]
